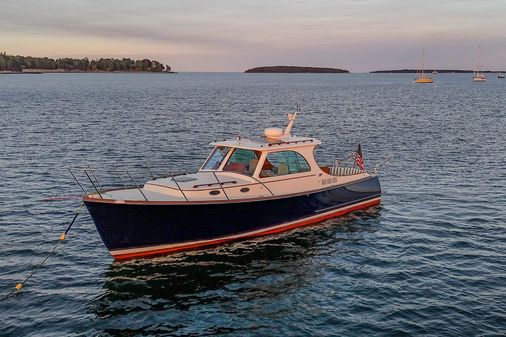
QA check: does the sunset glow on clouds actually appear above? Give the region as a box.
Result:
[1,0,505,71]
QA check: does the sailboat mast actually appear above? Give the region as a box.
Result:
[472,45,487,81]
[477,45,482,76]
[479,45,483,76]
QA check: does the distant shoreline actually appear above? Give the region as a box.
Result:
[245,66,349,73]
[370,69,505,74]
[0,70,177,74]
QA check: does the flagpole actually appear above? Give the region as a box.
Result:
[354,143,364,171]
[353,143,358,169]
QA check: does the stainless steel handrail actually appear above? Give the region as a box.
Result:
[170,172,189,202]
[126,171,148,201]
[83,170,103,199]
[68,162,278,201]
[68,163,171,199]
[226,171,276,197]
[211,172,230,201]
[69,161,189,178]
[193,180,237,188]
[68,167,88,195]
[145,161,155,179]
[113,163,127,189]
[88,165,104,191]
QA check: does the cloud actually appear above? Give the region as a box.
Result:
[0,3,239,48]
[1,0,505,71]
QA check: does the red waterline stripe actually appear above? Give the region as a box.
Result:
[112,197,381,260]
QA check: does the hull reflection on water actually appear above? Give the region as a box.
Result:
[90,210,381,333]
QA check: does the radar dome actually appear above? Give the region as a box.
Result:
[264,127,284,138]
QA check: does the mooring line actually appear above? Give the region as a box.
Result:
[0,203,84,302]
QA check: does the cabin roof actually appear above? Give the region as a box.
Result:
[210,136,321,151]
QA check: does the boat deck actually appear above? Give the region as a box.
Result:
[97,188,179,201]
[85,167,371,204]
[86,171,267,202]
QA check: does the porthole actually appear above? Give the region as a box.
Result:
[209,190,221,196]
[240,187,250,193]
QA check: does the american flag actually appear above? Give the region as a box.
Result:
[354,144,365,170]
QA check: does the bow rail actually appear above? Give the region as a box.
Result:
[68,161,191,201]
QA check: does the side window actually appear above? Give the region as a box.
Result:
[223,149,261,175]
[260,151,311,178]
[202,146,230,170]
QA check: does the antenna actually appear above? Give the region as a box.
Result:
[283,107,299,136]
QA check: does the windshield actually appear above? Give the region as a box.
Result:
[201,146,230,170]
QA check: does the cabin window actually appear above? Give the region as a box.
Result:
[223,148,261,175]
[260,151,311,178]
[202,146,230,170]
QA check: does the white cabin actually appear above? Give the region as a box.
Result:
[91,114,369,202]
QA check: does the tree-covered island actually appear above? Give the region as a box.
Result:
[0,52,174,73]
[245,66,349,73]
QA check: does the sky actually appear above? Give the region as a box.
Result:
[1,0,505,72]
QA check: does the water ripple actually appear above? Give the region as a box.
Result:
[1,73,505,336]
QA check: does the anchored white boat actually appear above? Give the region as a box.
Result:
[473,46,487,82]
[414,50,434,83]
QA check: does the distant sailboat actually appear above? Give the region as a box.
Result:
[414,50,433,83]
[473,46,487,82]
[498,73,505,79]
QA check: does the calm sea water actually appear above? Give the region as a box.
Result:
[0,73,505,336]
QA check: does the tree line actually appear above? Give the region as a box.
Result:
[0,52,172,72]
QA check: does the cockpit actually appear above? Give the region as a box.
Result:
[200,144,313,179]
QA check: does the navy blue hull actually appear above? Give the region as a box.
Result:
[85,176,381,257]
